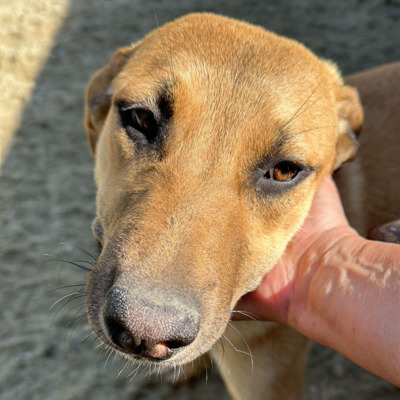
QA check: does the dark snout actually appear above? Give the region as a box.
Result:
[103,286,200,361]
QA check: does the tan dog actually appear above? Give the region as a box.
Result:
[83,13,400,400]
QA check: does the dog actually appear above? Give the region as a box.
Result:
[83,13,400,399]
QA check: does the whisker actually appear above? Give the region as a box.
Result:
[282,80,322,129]
[50,294,86,329]
[117,360,130,379]
[81,330,95,343]
[282,78,325,129]
[104,348,114,370]
[34,284,85,308]
[219,336,226,367]
[180,364,187,381]
[128,363,142,381]
[65,309,88,349]
[202,355,209,385]
[155,363,161,379]
[90,334,101,346]
[70,259,93,265]
[230,310,271,333]
[152,363,157,378]
[67,310,87,329]
[172,363,177,383]
[228,322,254,373]
[290,124,338,136]
[210,352,214,374]
[222,331,254,362]
[57,242,98,261]
[230,310,259,321]
[95,341,105,350]
[286,82,338,128]
[49,291,84,311]
[175,365,182,382]
[43,257,91,273]
[145,364,153,379]
[153,8,175,83]
[210,334,226,368]
[66,306,87,329]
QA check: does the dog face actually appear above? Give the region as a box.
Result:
[84,14,362,366]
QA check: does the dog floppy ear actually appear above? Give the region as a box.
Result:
[322,60,363,170]
[84,46,134,156]
[333,84,363,170]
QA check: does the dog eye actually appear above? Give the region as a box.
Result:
[264,161,299,182]
[120,107,159,143]
[254,161,311,195]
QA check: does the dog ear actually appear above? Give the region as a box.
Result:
[333,84,363,170]
[84,46,135,156]
[322,60,363,170]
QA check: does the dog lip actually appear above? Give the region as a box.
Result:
[114,337,173,361]
[99,336,177,363]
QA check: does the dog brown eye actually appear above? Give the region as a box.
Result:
[264,161,299,182]
[134,109,157,135]
[254,160,311,195]
[120,107,159,143]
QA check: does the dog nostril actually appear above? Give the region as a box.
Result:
[105,316,143,354]
[105,317,174,359]
[165,340,189,349]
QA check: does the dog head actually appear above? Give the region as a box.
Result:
[84,14,362,366]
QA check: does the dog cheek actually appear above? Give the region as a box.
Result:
[236,188,315,296]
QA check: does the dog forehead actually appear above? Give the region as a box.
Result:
[117,16,335,119]
[120,13,328,97]
[113,14,338,169]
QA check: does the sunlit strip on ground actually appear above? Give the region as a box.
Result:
[0,0,71,170]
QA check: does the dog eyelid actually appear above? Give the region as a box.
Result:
[116,100,150,112]
[253,160,313,195]
[117,102,161,145]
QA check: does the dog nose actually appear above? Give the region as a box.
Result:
[103,286,200,360]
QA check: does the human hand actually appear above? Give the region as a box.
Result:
[236,175,400,385]
[235,175,356,323]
